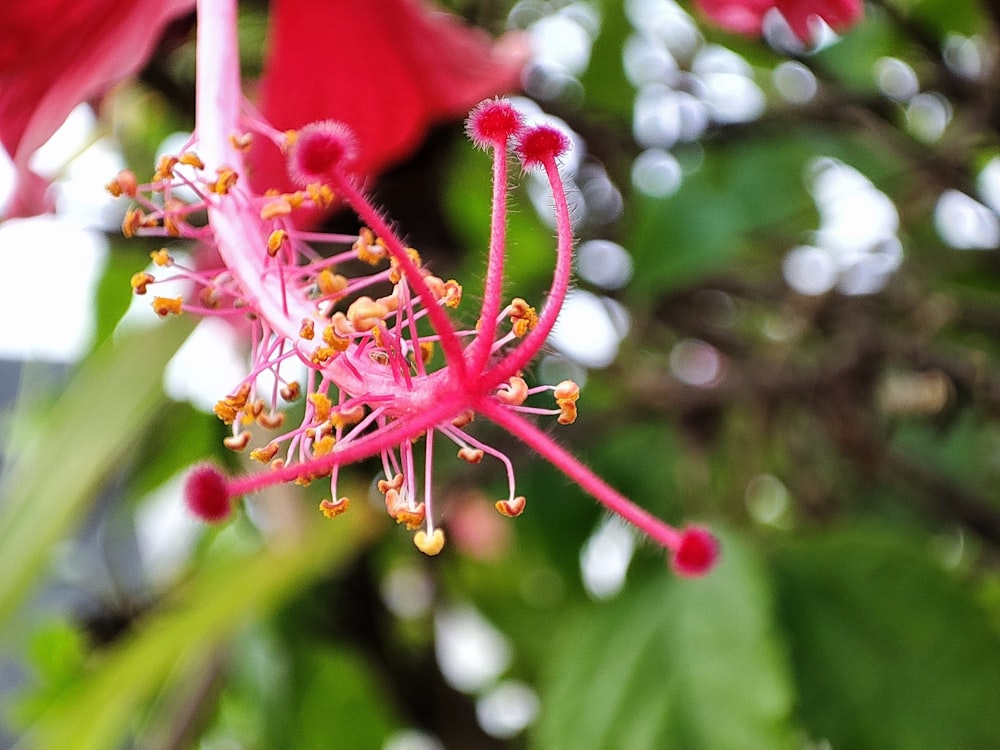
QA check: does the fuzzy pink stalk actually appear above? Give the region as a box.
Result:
[128,0,718,574]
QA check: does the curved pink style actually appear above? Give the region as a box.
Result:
[250,0,529,199]
[0,0,194,218]
[695,0,862,44]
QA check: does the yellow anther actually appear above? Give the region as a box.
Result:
[388,247,422,284]
[213,383,251,424]
[179,151,205,169]
[317,269,348,297]
[557,401,578,425]
[154,154,178,181]
[322,325,350,352]
[385,489,426,529]
[419,341,435,365]
[554,380,580,401]
[458,447,484,464]
[308,392,332,422]
[414,529,446,556]
[347,296,389,332]
[286,191,305,209]
[280,382,301,401]
[509,298,538,337]
[306,183,335,208]
[353,227,386,265]
[151,296,183,317]
[495,496,527,518]
[260,198,292,220]
[331,405,365,430]
[377,474,405,494]
[310,346,335,365]
[299,318,315,340]
[230,133,253,151]
[312,434,336,457]
[554,380,580,424]
[122,207,144,238]
[223,432,252,451]
[257,411,285,430]
[319,497,351,519]
[150,248,172,266]
[267,229,289,257]
[250,442,280,463]
[211,167,239,195]
[283,130,298,149]
[105,169,138,197]
[496,376,529,406]
[130,272,155,295]
[442,279,462,308]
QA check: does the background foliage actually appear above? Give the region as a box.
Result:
[4,0,1000,748]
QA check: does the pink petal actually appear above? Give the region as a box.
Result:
[249,0,528,199]
[0,0,194,218]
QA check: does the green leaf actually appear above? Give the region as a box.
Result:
[0,319,193,625]
[533,529,797,750]
[20,509,379,750]
[771,525,1000,749]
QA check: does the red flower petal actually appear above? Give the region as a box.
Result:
[0,0,194,218]
[695,0,862,43]
[250,0,528,198]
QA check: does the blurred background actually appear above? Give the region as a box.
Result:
[3,0,1000,748]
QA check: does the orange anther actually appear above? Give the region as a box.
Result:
[250,442,280,463]
[299,318,315,340]
[105,169,138,197]
[308,392,332,422]
[509,298,538,337]
[377,473,405,494]
[353,227,386,265]
[130,272,155,295]
[280,382,301,401]
[347,296,389,332]
[458,447,484,464]
[150,248,172,266]
[317,269,348,297]
[211,167,238,194]
[554,380,580,401]
[257,411,285,430]
[122,207,144,238]
[557,401,578,425]
[260,198,292,220]
[312,434,335,457]
[495,496,527,517]
[388,247,422,284]
[321,324,350,352]
[414,529,445,556]
[223,432,252,451]
[310,346,335,365]
[267,229,289,257]
[230,133,253,151]
[451,410,474,428]
[331,405,365,429]
[319,497,351,519]
[154,154,178,181]
[179,151,205,169]
[496,376,529,406]
[151,296,183,317]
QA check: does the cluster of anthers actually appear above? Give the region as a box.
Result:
[112,83,717,574]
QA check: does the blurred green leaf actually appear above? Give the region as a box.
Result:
[533,529,797,750]
[772,524,1000,749]
[19,508,378,750]
[0,319,193,625]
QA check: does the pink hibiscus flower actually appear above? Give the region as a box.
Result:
[696,0,863,44]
